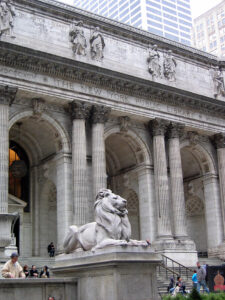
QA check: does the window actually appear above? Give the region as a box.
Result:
[133,19,142,27]
[164,19,178,28]
[164,25,178,34]
[131,0,140,10]
[120,8,129,18]
[179,18,192,27]
[148,13,162,22]
[162,0,176,9]
[146,0,161,9]
[180,31,190,39]
[179,25,190,32]
[162,6,177,16]
[148,27,163,36]
[130,6,141,16]
[165,32,179,41]
[131,12,141,23]
[148,20,163,28]
[177,1,190,9]
[177,6,190,15]
[146,6,162,16]
[178,12,192,21]
[181,38,190,45]
[163,12,177,21]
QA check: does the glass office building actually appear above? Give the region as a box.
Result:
[73,0,192,45]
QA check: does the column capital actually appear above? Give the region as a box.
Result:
[214,133,225,149]
[92,105,111,124]
[0,85,17,105]
[167,122,185,139]
[69,100,91,120]
[149,118,169,136]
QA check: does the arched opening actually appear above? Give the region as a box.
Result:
[9,141,30,211]
[181,142,218,256]
[105,129,149,240]
[9,110,69,257]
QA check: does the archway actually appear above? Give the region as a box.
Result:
[181,140,222,255]
[9,109,70,257]
[105,126,152,240]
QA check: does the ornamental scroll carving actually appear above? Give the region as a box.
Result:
[0,0,16,38]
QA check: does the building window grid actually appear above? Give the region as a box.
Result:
[73,0,192,45]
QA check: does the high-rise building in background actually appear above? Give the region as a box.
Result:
[73,0,192,45]
[192,0,225,57]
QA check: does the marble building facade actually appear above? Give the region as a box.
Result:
[0,0,225,266]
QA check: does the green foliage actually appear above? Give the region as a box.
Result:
[162,290,225,300]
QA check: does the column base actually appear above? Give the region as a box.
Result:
[153,238,197,267]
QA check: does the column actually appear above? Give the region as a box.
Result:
[0,85,17,255]
[56,153,73,253]
[70,100,90,226]
[91,105,111,199]
[214,133,225,240]
[138,166,156,242]
[167,122,188,238]
[149,118,172,238]
[203,174,223,252]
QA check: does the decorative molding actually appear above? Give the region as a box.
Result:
[0,84,17,105]
[118,116,130,132]
[149,118,169,136]
[167,122,184,139]
[69,100,91,120]
[213,133,225,149]
[32,98,46,116]
[92,105,111,124]
[0,42,225,118]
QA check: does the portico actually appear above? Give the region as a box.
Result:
[0,0,224,266]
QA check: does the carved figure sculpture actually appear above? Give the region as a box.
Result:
[63,189,148,253]
[147,44,161,79]
[69,20,87,56]
[213,66,225,97]
[163,50,177,81]
[90,27,105,60]
[0,0,16,37]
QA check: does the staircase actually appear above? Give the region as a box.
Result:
[157,255,224,299]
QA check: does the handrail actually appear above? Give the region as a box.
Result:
[160,254,194,281]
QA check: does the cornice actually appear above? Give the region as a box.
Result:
[15,0,220,65]
[0,41,225,118]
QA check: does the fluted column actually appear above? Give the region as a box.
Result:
[214,133,225,240]
[167,122,188,238]
[56,153,73,253]
[91,105,111,199]
[149,118,172,238]
[70,101,90,226]
[0,85,17,256]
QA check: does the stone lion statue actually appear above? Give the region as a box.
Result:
[63,189,148,253]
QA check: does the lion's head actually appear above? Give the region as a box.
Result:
[94,189,131,241]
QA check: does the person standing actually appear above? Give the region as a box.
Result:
[47,242,55,257]
[196,262,209,293]
[1,252,25,278]
[192,270,198,289]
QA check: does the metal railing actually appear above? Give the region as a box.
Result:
[159,254,194,280]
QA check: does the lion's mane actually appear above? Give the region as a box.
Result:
[94,189,131,241]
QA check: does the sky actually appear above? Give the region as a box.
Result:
[59,0,223,20]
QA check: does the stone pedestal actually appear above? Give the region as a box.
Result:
[53,246,161,300]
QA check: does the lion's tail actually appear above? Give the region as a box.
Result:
[63,225,79,254]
